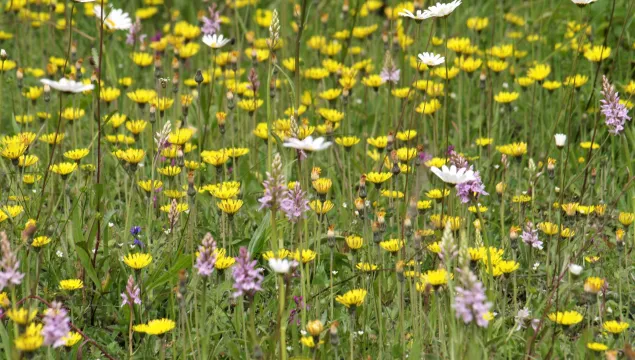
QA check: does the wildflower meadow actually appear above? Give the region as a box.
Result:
[0,0,634,358]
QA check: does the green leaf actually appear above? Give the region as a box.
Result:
[248,211,270,255]
[145,254,193,292]
[75,242,101,288]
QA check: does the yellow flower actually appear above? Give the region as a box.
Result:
[396,130,417,141]
[586,342,608,352]
[59,279,84,290]
[618,212,634,226]
[125,120,148,135]
[131,52,154,67]
[127,89,157,105]
[467,17,489,32]
[292,249,317,264]
[421,269,452,287]
[579,141,600,150]
[312,178,332,194]
[416,99,442,114]
[345,235,363,250]
[50,162,77,176]
[14,324,43,352]
[318,108,345,123]
[319,88,342,101]
[548,311,583,326]
[30,236,50,248]
[542,81,562,91]
[61,107,85,121]
[1,143,28,160]
[583,277,605,293]
[215,256,236,270]
[564,74,588,87]
[379,239,404,253]
[261,249,291,260]
[6,308,37,325]
[62,332,82,347]
[63,149,89,162]
[157,165,182,177]
[602,320,629,334]
[22,86,43,101]
[138,180,163,193]
[538,222,559,235]
[123,253,153,270]
[300,336,320,348]
[487,60,508,73]
[584,45,611,62]
[527,64,551,82]
[426,188,450,200]
[491,260,520,276]
[335,136,360,148]
[426,241,441,253]
[151,97,175,112]
[494,91,519,104]
[367,136,388,149]
[209,185,240,200]
[356,262,378,272]
[217,199,243,215]
[430,214,462,230]
[168,128,194,145]
[309,200,334,215]
[100,87,121,102]
[144,319,176,335]
[39,132,65,145]
[496,142,527,157]
[335,289,367,308]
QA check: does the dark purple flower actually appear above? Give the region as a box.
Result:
[456,171,488,203]
[520,222,542,250]
[42,301,71,348]
[453,269,492,327]
[121,275,141,307]
[0,231,24,291]
[231,247,264,299]
[601,75,631,135]
[280,183,310,222]
[150,31,162,42]
[201,5,221,36]
[195,233,217,277]
[288,296,309,325]
[130,226,142,237]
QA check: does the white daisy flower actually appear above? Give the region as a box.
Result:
[554,133,567,148]
[94,5,132,31]
[268,258,298,274]
[398,9,431,20]
[40,78,94,93]
[417,52,445,67]
[421,0,462,18]
[283,136,332,152]
[202,34,232,49]
[430,165,476,184]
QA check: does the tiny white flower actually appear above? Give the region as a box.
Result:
[300,330,307,336]
[532,262,540,270]
[430,164,476,184]
[417,52,445,67]
[450,92,457,99]
[568,264,583,275]
[56,250,64,258]
[73,0,96,2]
[286,346,292,351]
[421,0,462,18]
[0,49,6,59]
[342,202,347,208]
[202,34,232,49]
[332,271,338,275]
[268,258,298,274]
[502,82,509,89]
[357,330,364,335]
[554,133,567,148]
[32,189,37,193]
[108,222,114,228]
[283,136,332,152]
